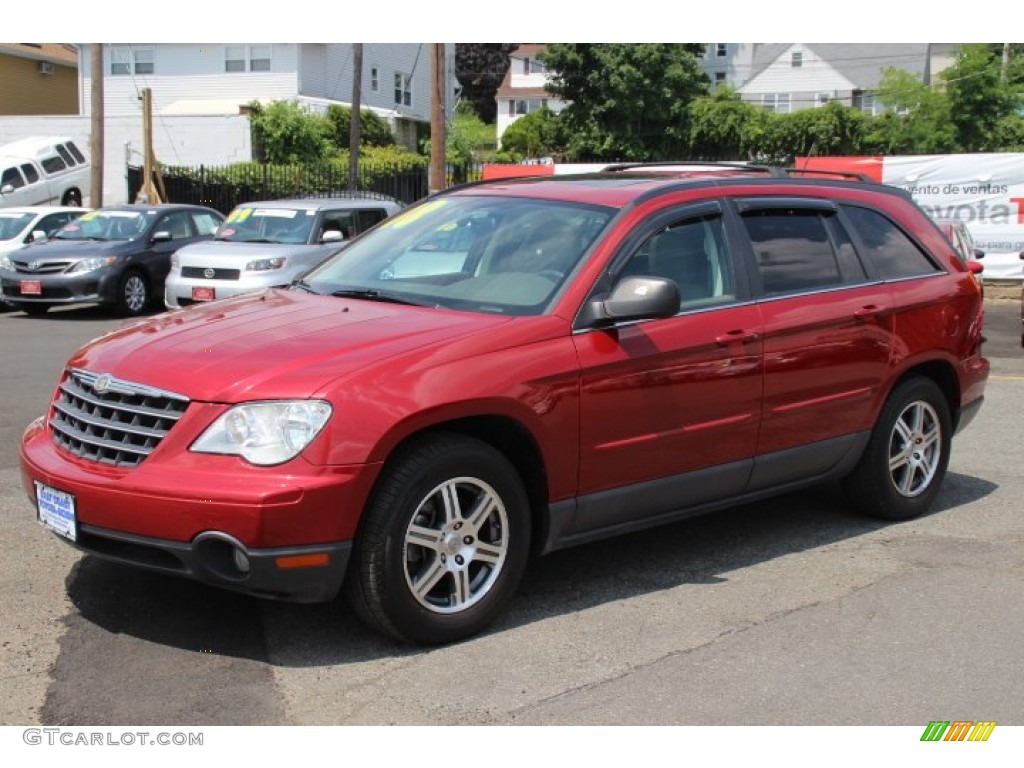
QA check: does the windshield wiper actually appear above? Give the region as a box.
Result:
[291,279,318,294]
[329,288,435,307]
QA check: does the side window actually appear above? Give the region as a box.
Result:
[39,212,75,235]
[190,211,221,236]
[41,155,67,174]
[158,212,193,239]
[322,210,357,239]
[842,205,941,279]
[56,144,76,166]
[357,209,387,232]
[2,166,25,189]
[20,163,40,184]
[619,214,735,309]
[742,210,857,295]
[66,142,86,164]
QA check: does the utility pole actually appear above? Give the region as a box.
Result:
[137,88,164,203]
[349,43,363,193]
[429,43,446,195]
[89,43,104,207]
[1002,42,1011,83]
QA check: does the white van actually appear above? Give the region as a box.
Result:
[0,136,90,208]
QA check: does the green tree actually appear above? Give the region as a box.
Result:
[248,101,330,164]
[869,67,957,154]
[541,44,709,160]
[446,102,496,165]
[455,43,519,124]
[688,86,768,160]
[942,44,1024,151]
[499,106,566,159]
[324,105,395,149]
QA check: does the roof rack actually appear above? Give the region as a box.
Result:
[599,161,873,183]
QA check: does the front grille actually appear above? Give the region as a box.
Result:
[182,266,241,280]
[11,259,74,274]
[50,369,190,467]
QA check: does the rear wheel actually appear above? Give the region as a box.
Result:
[117,270,149,316]
[62,189,82,207]
[345,434,531,644]
[844,377,951,521]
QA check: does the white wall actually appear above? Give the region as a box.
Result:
[740,45,855,96]
[0,114,252,206]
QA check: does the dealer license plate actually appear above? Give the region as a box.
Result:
[35,481,77,541]
[20,280,42,295]
[192,286,216,302]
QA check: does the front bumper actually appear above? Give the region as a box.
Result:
[164,271,291,309]
[21,416,380,603]
[0,265,121,307]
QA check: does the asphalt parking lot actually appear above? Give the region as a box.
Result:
[0,293,1021,727]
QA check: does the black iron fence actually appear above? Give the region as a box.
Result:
[127,162,483,214]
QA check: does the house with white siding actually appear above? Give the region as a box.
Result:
[77,43,458,152]
[495,44,568,144]
[716,44,956,114]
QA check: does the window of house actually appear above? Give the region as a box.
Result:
[761,93,791,114]
[249,45,271,72]
[528,59,546,74]
[716,44,727,57]
[133,48,154,75]
[225,46,246,73]
[394,72,412,107]
[523,57,530,74]
[715,72,726,85]
[816,92,831,107]
[371,67,379,91]
[110,47,131,76]
[853,91,881,115]
[513,99,546,116]
[791,51,803,68]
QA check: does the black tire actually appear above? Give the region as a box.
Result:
[116,270,150,317]
[844,377,952,521]
[345,434,531,644]
[21,304,49,316]
[62,189,82,207]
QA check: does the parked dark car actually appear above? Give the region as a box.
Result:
[0,204,223,316]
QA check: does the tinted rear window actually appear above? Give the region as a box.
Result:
[842,205,941,279]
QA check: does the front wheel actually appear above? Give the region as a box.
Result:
[116,270,149,316]
[345,434,531,644]
[844,377,952,521]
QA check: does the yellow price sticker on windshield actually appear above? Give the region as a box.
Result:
[225,208,252,224]
[381,200,447,229]
[79,211,99,221]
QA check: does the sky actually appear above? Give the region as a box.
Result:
[4,1,1018,44]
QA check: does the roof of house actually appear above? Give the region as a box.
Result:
[746,44,933,89]
[0,43,78,66]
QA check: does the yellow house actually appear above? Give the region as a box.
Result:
[0,43,78,115]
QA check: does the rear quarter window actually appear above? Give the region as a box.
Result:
[842,205,942,279]
[41,155,67,174]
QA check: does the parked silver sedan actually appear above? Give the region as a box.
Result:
[164,196,402,309]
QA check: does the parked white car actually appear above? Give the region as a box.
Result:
[0,206,88,258]
[164,196,402,309]
[0,136,90,208]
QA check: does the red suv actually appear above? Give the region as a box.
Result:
[21,164,989,644]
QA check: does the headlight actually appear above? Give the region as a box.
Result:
[68,256,118,274]
[191,400,332,465]
[0,255,11,270]
[245,257,287,271]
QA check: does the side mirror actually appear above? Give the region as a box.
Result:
[578,277,681,328]
[966,260,984,275]
[0,183,13,195]
[27,230,48,243]
[320,230,344,243]
[974,248,985,260]
[151,230,172,243]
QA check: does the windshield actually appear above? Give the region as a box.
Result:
[54,211,147,241]
[0,212,34,240]
[299,195,614,316]
[216,207,316,244]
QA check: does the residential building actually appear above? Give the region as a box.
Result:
[0,44,79,115]
[495,44,568,144]
[703,43,957,114]
[77,43,458,151]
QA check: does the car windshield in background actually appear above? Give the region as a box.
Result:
[54,211,147,241]
[216,207,316,244]
[300,196,614,315]
[0,212,34,240]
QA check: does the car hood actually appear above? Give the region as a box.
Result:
[10,238,131,260]
[66,289,514,402]
[175,240,328,266]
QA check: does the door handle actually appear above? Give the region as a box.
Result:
[854,304,881,321]
[715,329,759,346]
